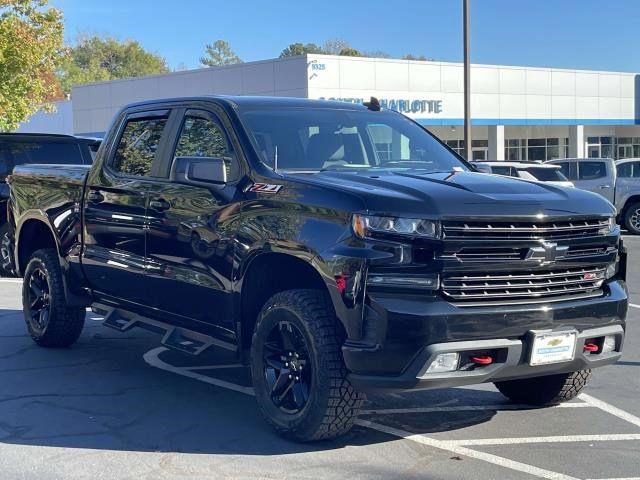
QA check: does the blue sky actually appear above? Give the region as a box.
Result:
[50,0,640,72]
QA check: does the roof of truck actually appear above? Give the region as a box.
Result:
[124,95,370,112]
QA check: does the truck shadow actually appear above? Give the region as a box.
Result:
[0,309,528,456]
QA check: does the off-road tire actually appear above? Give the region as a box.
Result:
[623,202,640,235]
[494,369,592,406]
[250,289,363,441]
[22,248,85,347]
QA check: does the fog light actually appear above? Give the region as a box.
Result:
[602,335,617,354]
[605,257,619,279]
[423,352,460,375]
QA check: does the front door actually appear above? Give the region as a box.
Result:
[144,109,243,338]
[82,110,173,306]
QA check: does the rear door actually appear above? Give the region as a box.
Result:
[616,161,640,209]
[82,109,175,306]
[576,160,615,203]
[143,107,244,338]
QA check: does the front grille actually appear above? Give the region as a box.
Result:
[442,267,606,306]
[442,218,610,240]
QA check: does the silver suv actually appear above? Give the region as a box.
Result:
[547,158,640,234]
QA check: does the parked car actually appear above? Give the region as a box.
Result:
[473,161,574,187]
[547,158,640,234]
[0,134,101,275]
[6,96,627,441]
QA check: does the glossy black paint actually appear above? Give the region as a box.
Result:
[6,96,628,391]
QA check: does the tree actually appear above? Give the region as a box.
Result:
[279,42,324,57]
[338,47,361,57]
[200,40,242,67]
[57,35,168,94]
[322,38,351,55]
[402,54,428,61]
[0,0,66,131]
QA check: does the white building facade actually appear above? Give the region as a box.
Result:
[36,54,640,162]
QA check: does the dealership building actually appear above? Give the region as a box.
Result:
[18,54,640,161]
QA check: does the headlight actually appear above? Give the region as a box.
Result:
[598,216,616,235]
[352,214,440,239]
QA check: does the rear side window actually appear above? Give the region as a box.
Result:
[618,162,640,178]
[524,168,568,182]
[112,116,168,177]
[578,161,607,180]
[491,166,516,176]
[556,162,577,180]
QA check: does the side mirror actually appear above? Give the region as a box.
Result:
[170,156,227,186]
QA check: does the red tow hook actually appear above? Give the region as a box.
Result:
[583,343,599,353]
[471,355,493,366]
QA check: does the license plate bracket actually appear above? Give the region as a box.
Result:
[529,330,577,366]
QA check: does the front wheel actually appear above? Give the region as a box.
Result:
[623,202,640,235]
[22,249,85,347]
[494,369,592,406]
[250,289,363,441]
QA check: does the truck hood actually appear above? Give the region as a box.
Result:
[292,170,615,218]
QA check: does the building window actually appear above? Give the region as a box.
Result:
[504,138,568,162]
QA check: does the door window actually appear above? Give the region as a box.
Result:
[490,166,516,176]
[578,161,607,180]
[617,162,640,178]
[112,116,168,177]
[174,115,237,180]
[556,162,577,180]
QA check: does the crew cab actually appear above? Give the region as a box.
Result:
[547,157,640,234]
[0,133,100,275]
[6,97,628,441]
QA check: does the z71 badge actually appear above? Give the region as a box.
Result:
[249,183,283,194]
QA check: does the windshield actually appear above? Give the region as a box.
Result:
[237,107,469,174]
[523,167,568,182]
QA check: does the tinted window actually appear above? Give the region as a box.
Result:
[238,107,467,173]
[0,141,85,176]
[524,168,568,182]
[556,162,577,180]
[491,166,516,176]
[112,117,167,177]
[174,115,237,179]
[578,161,607,180]
[617,162,633,178]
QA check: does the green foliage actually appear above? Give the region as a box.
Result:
[338,47,361,57]
[200,40,242,67]
[0,0,65,131]
[279,42,324,57]
[58,35,169,94]
[402,54,428,61]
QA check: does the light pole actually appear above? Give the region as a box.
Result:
[463,0,472,161]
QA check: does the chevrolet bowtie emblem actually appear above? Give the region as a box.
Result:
[525,242,569,265]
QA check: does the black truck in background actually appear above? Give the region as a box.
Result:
[1,133,100,275]
[6,96,628,441]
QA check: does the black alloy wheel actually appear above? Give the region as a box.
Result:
[263,320,311,414]
[26,267,52,335]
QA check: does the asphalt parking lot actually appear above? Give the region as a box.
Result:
[0,237,638,480]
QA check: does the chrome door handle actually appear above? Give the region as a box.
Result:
[88,190,104,203]
[599,185,612,189]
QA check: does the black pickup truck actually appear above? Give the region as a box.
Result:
[0,133,100,275]
[7,96,628,441]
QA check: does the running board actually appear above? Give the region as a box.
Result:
[93,303,236,355]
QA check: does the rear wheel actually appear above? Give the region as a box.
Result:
[22,249,85,347]
[250,289,363,441]
[495,369,592,406]
[623,202,640,235]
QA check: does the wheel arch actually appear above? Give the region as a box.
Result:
[15,212,60,275]
[238,251,352,357]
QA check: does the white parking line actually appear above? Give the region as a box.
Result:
[355,419,580,480]
[579,393,640,428]
[630,303,640,309]
[360,402,590,415]
[449,433,640,446]
[586,478,640,480]
[0,278,22,284]
[143,347,255,396]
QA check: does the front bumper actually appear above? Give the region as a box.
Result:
[343,279,628,393]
